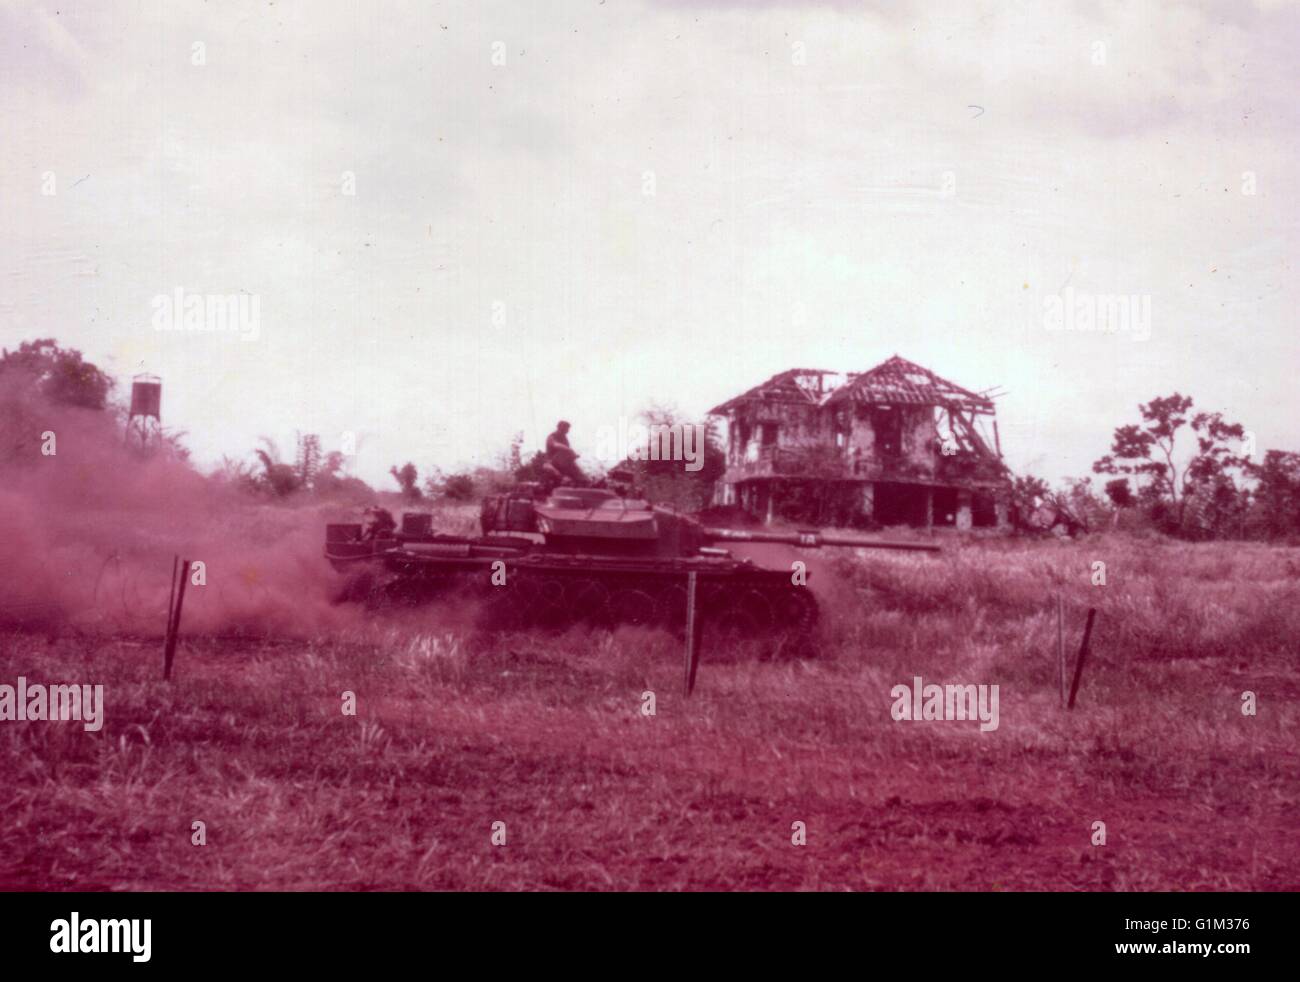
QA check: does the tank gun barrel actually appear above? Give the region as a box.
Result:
[701,528,941,553]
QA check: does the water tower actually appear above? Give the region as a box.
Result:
[127,374,162,452]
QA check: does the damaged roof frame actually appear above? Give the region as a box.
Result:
[708,356,996,417]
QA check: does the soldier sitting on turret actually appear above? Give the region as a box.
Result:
[360,505,396,541]
[544,420,587,486]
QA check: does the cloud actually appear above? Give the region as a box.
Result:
[0,3,90,99]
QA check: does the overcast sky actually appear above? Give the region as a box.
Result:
[2,0,1296,488]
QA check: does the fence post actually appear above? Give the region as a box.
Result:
[1056,593,1065,706]
[166,555,179,643]
[164,558,190,681]
[683,572,701,695]
[1067,608,1097,710]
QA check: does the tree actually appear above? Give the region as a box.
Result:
[443,473,476,501]
[1051,477,1113,535]
[422,465,478,501]
[514,450,554,484]
[506,432,524,473]
[312,450,375,502]
[1007,474,1108,537]
[1247,451,1300,539]
[254,437,300,497]
[320,451,346,480]
[1093,394,1249,533]
[615,407,726,512]
[295,432,322,490]
[213,455,259,493]
[0,339,114,410]
[1104,478,1134,508]
[390,462,422,500]
[1009,474,1051,531]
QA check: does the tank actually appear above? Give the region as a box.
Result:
[325,483,939,655]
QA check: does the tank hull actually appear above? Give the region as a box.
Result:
[328,535,818,655]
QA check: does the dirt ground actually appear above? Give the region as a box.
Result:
[2,535,1297,890]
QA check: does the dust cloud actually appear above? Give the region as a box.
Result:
[0,389,361,637]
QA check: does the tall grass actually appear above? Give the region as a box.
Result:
[1,534,1296,890]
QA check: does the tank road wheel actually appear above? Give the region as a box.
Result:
[382,575,431,608]
[507,574,548,627]
[654,584,688,632]
[608,587,657,628]
[532,576,569,629]
[480,574,525,630]
[332,568,378,605]
[480,582,520,629]
[767,586,820,660]
[341,570,412,610]
[564,578,611,625]
[701,588,772,660]
[769,585,818,632]
[732,588,774,634]
[698,583,734,619]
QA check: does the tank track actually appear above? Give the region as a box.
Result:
[335,563,820,658]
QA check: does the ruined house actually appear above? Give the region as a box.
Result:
[708,355,1012,530]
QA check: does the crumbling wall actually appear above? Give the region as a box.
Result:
[902,407,939,472]
[772,403,830,448]
[728,402,829,465]
[846,406,876,457]
[844,405,939,478]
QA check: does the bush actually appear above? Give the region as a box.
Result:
[443,473,475,501]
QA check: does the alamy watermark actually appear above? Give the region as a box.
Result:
[151,287,260,341]
[890,676,999,732]
[0,677,104,732]
[1043,287,1151,341]
[593,418,705,472]
[50,913,150,962]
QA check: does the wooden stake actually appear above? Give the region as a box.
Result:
[165,555,179,646]
[683,572,701,695]
[1067,608,1097,710]
[164,558,190,681]
[1056,593,1065,707]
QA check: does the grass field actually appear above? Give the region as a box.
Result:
[1,523,1298,891]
